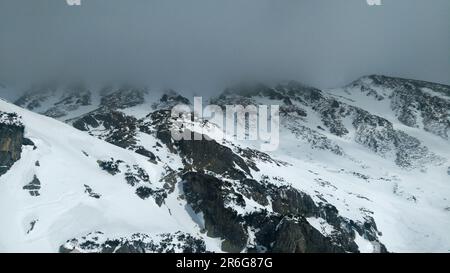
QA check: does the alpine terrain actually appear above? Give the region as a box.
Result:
[0,75,449,253]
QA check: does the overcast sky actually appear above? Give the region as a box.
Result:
[0,0,449,98]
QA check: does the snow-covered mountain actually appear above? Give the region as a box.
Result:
[1,75,449,253]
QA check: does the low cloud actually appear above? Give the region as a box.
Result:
[0,0,449,96]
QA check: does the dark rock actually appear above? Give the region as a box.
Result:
[97,158,122,175]
[243,211,344,253]
[100,87,146,109]
[271,217,343,253]
[270,186,318,217]
[26,220,38,234]
[22,138,35,146]
[60,231,207,253]
[73,110,139,149]
[176,133,251,180]
[238,179,269,206]
[135,186,167,206]
[0,113,24,176]
[144,111,252,180]
[183,172,248,252]
[23,175,41,196]
[84,184,101,199]
[14,83,58,110]
[124,164,150,185]
[160,92,190,105]
[135,147,157,162]
[355,75,450,139]
[44,89,92,118]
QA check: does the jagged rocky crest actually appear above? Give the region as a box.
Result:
[349,75,450,140]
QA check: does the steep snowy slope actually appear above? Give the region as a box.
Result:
[1,90,387,253]
[209,77,450,252]
[0,98,222,253]
[2,75,450,253]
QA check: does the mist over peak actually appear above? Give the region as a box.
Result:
[0,0,449,98]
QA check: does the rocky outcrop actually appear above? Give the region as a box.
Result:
[60,231,207,253]
[23,175,41,196]
[97,158,167,205]
[353,109,442,168]
[73,110,138,147]
[84,184,101,199]
[44,89,91,118]
[176,133,252,180]
[151,91,190,110]
[272,217,343,253]
[143,110,253,180]
[351,75,450,140]
[14,83,58,111]
[72,110,156,161]
[15,83,92,119]
[100,87,146,109]
[0,112,24,176]
[183,172,247,252]
[215,80,443,168]
[142,106,368,252]
[70,108,156,162]
[182,172,383,253]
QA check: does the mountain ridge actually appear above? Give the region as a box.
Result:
[1,75,449,253]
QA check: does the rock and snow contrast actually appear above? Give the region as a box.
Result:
[0,75,449,253]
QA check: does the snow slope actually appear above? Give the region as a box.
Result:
[0,98,222,253]
[1,75,450,253]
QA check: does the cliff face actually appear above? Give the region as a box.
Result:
[0,112,24,176]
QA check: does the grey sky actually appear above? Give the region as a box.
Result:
[0,0,449,97]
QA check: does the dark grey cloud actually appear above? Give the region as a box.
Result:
[0,0,449,97]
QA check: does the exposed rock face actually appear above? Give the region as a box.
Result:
[97,158,167,205]
[15,83,58,110]
[72,110,156,161]
[352,109,442,168]
[182,172,383,253]
[23,175,41,196]
[176,133,252,180]
[351,75,450,140]
[73,110,138,148]
[0,112,24,176]
[183,172,248,252]
[270,217,343,253]
[15,83,92,119]
[100,87,146,109]
[140,106,387,253]
[43,89,91,118]
[84,184,101,199]
[244,211,346,253]
[141,110,257,179]
[97,158,123,175]
[215,80,443,168]
[152,90,190,110]
[60,231,207,253]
